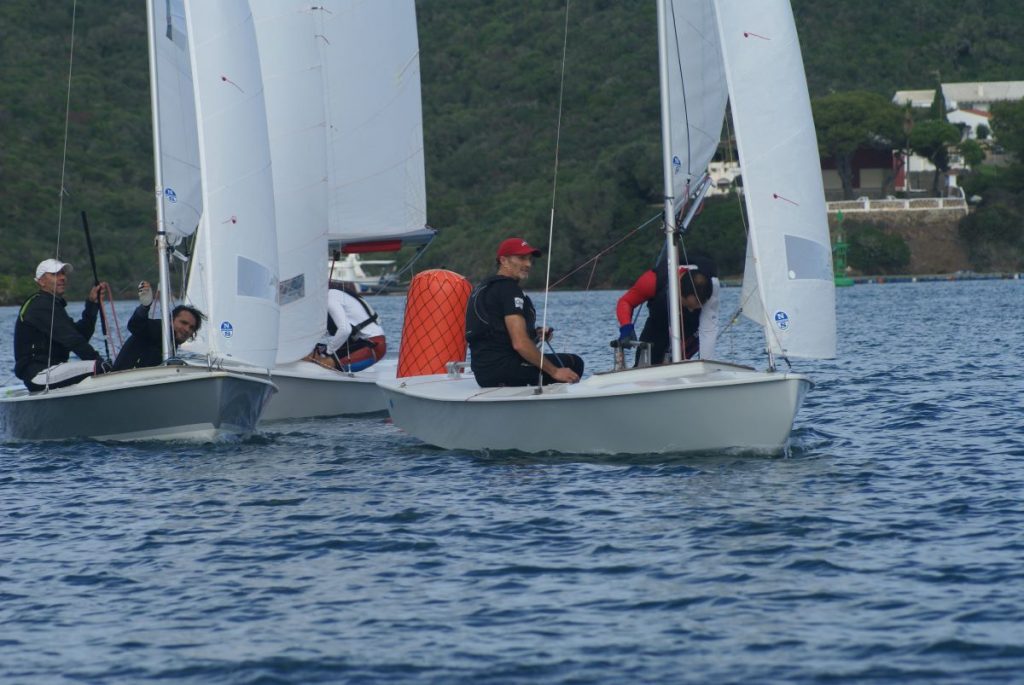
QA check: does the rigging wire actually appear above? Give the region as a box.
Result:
[41,0,80,391]
[535,0,572,391]
[547,212,662,290]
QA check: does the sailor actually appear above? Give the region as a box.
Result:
[112,281,204,370]
[310,281,387,372]
[465,237,584,387]
[14,258,110,391]
[616,252,720,364]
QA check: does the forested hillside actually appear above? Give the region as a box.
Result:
[2,0,1023,302]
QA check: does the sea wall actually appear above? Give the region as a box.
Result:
[828,208,969,274]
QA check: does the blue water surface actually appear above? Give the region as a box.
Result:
[1,279,1022,684]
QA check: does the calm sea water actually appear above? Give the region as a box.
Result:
[2,279,1023,684]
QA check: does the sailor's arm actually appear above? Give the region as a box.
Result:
[325,292,353,354]
[506,314,578,383]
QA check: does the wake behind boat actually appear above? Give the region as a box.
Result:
[378,0,836,456]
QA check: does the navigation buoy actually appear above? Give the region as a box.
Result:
[397,269,472,378]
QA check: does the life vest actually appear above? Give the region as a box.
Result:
[464,275,531,344]
[326,290,379,343]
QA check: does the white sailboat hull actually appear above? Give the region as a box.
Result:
[378,361,810,455]
[0,365,275,442]
[258,359,393,421]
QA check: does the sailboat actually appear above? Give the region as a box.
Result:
[243,0,433,422]
[0,0,279,441]
[329,254,400,294]
[376,0,836,455]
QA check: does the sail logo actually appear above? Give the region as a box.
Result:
[220,321,234,338]
[672,155,681,174]
[164,187,177,204]
[773,311,790,330]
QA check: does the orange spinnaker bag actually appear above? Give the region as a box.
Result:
[397,269,473,378]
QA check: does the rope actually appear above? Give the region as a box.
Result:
[41,0,80,391]
[548,212,661,290]
[536,0,572,389]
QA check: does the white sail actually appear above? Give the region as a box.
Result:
[250,1,329,365]
[183,0,280,369]
[716,0,836,359]
[151,0,201,243]
[666,0,728,209]
[314,0,428,244]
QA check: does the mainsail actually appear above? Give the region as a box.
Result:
[666,0,729,211]
[715,0,836,360]
[314,1,429,245]
[151,0,201,243]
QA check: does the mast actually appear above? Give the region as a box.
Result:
[145,0,175,360]
[656,0,683,363]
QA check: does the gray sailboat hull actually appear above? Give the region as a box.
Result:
[0,365,275,442]
[257,359,394,422]
[378,361,810,456]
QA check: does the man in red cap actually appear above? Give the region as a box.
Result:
[465,237,584,387]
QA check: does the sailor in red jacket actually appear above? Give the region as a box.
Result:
[615,255,720,365]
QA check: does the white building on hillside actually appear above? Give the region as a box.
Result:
[893,81,1024,112]
[946,108,992,139]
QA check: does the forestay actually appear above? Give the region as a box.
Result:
[151,0,201,244]
[250,1,330,365]
[182,1,280,369]
[716,0,836,359]
[315,1,428,244]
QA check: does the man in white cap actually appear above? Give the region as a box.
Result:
[13,258,110,391]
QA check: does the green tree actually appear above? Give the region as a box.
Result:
[990,100,1024,159]
[928,84,948,120]
[908,119,961,196]
[812,91,903,200]
[958,139,985,169]
[846,223,910,274]
[959,188,1024,269]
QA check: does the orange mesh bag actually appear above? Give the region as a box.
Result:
[397,269,473,378]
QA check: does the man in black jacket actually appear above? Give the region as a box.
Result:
[14,259,108,391]
[465,237,583,387]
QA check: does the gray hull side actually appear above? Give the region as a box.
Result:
[382,376,809,455]
[1,373,274,442]
[260,373,388,422]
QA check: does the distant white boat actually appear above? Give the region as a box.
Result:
[378,0,837,455]
[329,253,399,294]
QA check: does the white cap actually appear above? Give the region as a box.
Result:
[35,258,73,280]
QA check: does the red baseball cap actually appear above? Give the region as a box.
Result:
[496,237,542,258]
